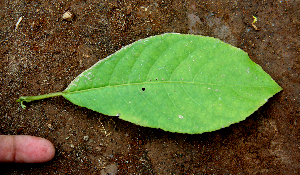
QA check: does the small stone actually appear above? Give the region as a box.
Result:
[62,11,74,21]
[83,135,89,141]
[95,146,101,151]
[47,123,53,129]
[100,163,118,175]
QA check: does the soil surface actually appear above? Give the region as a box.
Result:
[1,0,299,174]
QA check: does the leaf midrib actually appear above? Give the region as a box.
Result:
[63,81,276,94]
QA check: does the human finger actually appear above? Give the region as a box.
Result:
[0,135,55,163]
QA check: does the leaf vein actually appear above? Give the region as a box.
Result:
[108,48,132,86]
[145,38,181,81]
[163,83,178,116]
[169,40,197,81]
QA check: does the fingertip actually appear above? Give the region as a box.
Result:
[0,135,55,163]
[14,135,55,163]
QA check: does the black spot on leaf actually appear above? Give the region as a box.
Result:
[142,87,145,91]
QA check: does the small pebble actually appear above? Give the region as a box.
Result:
[83,136,89,141]
[100,163,118,175]
[62,11,74,21]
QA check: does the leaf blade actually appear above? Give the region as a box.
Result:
[63,33,282,134]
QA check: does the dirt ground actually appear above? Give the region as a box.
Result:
[0,0,299,174]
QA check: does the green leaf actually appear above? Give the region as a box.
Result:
[17,33,282,134]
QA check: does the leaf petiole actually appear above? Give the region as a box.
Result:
[16,92,64,109]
